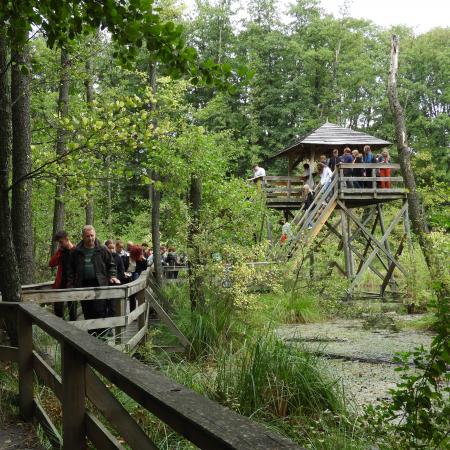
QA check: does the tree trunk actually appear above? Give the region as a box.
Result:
[0,26,22,307]
[151,171,163,285]
[84,59,94,225]
[11,43,34,284]
[188,175,204,310]
[387,35,431,268]
[51,47,70,255]
[148,59,163,285]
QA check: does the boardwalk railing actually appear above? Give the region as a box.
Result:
[19,270,151,352]
[0,302,300,450]
[253,163,406,208]
[337,163,405,198]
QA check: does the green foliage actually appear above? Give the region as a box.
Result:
[213,332,345,419]
[364,232,450,449]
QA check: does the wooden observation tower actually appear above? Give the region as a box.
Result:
[261,123,410,297]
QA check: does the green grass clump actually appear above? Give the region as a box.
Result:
[213,331,345,419]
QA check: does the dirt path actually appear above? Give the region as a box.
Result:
[0,422,43,450]
[277,316,434,410]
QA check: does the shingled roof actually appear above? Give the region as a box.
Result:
[272,122,391,159]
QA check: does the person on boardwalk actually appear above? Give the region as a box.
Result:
[379,150,391,188]
[115,239,130,279]
[49,230,76,320]
[352,149,364,189]
[328,148,340,172]
[363,145,374,188]
[166,246,179,279]
[252,164,266,179]
[67,226,120,331]
[302,163,315,190]
[128,245,148,312]
[280,218,293,245]
[302,184,314,229]
[341,147,354,188]
[317,162,333,189]
[105,240,125,319]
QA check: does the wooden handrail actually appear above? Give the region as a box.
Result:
[338,163,401,169]
[0,302,301,450]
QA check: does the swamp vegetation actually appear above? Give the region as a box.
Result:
[0,0,449,449]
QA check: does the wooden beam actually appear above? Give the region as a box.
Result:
[20,303,300,450]
[34,399,62,448]
[348,202,408,291]
[85,412,125,450]
[62,341,86,450]
[380,234,406,296]
[18,310,33,421]
[337,200,407,275]
[146,289,190,349]
[324,222,385,281]
[85,367,158,450]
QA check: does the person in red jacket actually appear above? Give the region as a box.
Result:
[379,150,391,189]
[49,230,76,320]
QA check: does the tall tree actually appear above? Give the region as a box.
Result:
[148,60,163,285]
[11,41,34,284]
[188,174,204,310]
[51,47,70,254]
[0,24,22,304]
[84,58,95,225]
[388,34,431,266]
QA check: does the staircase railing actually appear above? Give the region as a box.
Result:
[274,172,338,259]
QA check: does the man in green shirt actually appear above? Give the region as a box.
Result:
[67,226,120,328]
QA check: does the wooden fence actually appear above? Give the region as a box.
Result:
[19,271,151,352]
[0,302,301,450]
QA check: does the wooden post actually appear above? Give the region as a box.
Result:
[136,288,146,330]
[287,153,293,200]
[377,204,397,291]
[347,214,354,277]
[18,310,33,420]
[340,209,352,280]
[62,342,86,450]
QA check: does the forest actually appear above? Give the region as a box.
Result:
[0,0,449,449]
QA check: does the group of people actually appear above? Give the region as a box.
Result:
[278,145,392,243]
[303,145,392,190]
[49,225,183,330]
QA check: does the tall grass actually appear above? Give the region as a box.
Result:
[213,331,345,419]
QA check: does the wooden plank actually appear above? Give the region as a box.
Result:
[125,323,148,351]
[380,234,406,296]
[338,163,401,169]
[62,341,86,450]
[128,299,147,324]
[310,198,337,240]
[340,188,406,194]
[21,271,149,304]
[0,345,18,362]
[85,412,125,450]
[324,222,385,281]
[72,315,127,331]
[21,303,300,450]
[339,176,403,182]
[338,201,408,275]
[18,310,33,421]
[146,289,190,348]
[33,350,63,400]
[22,287,127,303]
[33,399,62,448]
[85,367,157,450]
[348,203,408,291]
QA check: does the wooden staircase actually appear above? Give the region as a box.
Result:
[274,174,338,260]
